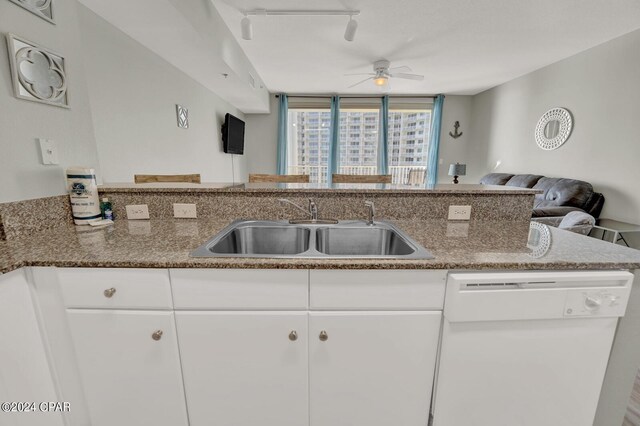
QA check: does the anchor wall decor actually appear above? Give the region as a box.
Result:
[449,121,463,139]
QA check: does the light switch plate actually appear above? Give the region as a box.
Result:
[448,205,471,221]
[38,138,59,165]
[125,204,150,220]
[173,203,197,218]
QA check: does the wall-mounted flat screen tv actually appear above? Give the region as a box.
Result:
[222,113,245,155]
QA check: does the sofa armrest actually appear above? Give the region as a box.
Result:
[532,217,564,227]
[532,206,585,217]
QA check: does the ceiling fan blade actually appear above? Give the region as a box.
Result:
[390,73,424,81]
[388,65,412,73]
[343,72,375,77]
[348,76,374,88]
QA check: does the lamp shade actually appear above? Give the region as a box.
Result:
[448,163,467,176]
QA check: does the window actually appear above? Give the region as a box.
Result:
[287,106,331,183]
[287,98,432,184]
[387,104,431,184]
[337,103,380,179]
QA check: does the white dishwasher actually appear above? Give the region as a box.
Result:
[432,270,633,426]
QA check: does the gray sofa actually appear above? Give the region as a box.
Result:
[480,173,605,219]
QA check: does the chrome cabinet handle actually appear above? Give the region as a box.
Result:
[319,330,328,342]
[289,330,298,341]
[152,330,163,341]
[103,288,116,298]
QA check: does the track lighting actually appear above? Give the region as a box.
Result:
[344,16,358,42]
[241,16,253,40]
[239,9,360,42]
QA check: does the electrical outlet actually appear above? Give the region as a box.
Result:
[125,204,150,220]
[448,205,471,221]
[173,203,197,219]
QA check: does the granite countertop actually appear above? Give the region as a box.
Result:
[99,182,542,195]
[1,218,639,274]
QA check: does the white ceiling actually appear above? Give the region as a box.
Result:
[79,0,270,113]
[212,0,640,95]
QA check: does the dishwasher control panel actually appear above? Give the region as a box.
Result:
[564,288,629,317]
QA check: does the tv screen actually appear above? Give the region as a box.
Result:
[222,113,245,155]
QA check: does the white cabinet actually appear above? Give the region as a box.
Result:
[176,311,309,426]
[0,269,64,426]
[309,311,442,426]
[172,268,445,426]
[66,310,188,426]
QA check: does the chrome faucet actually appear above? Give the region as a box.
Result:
[278,198,337,224]
[364,200,375,225]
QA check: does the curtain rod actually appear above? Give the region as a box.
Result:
[275,94,439,99]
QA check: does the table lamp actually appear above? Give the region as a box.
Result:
[448,163,466,184]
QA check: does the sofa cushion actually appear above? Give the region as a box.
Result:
[532,177,594,209]
[506,174,543,188]
[479,173,515,186]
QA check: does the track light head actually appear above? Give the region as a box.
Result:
[344,16,358,42]
[241,16,253,40]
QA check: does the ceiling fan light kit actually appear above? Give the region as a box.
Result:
[347,59,425,89]
[239,9,360,42]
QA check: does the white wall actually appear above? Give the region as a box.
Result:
[469,28,640,222]
[245,95,279,175]
[77,5,246,184]
[244,94,473,180]
[438,96,473,183]
[0,0,100,203]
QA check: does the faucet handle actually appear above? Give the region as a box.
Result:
[364,200,375,212]
[308,199,318,221]
[364,200,375,225]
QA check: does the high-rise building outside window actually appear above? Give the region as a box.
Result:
[287,98,432,184]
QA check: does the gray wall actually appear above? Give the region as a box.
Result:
[0,0,100,203]
[244,94,473,182]
[469,28,640,223]
[77,5,247,184]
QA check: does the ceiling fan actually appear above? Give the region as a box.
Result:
[345,59,424,88]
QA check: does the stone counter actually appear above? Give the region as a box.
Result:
[1,218,639,274]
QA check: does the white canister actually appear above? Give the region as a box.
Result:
[66,167,101,225]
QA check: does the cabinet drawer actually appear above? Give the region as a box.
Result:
[310,270,446,310]
[170,269,308,310]
[58,268,172,309]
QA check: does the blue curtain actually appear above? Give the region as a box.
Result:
[327,95,340,184]
[426,94,445,187]
[276,94,288,175]
[377,95,389,175]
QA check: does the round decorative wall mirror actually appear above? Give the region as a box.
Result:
[535,107,573,150]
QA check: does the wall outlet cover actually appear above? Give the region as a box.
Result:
[173,203,197,219]
[125,204,150,220]
[448,205,472,221]
[38,138,59,165]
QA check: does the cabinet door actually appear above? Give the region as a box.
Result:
[176,312,308,426]
[0,269,64,426]
[309,311,442,426]
[67,310,188,426]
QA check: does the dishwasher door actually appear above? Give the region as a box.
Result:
[432,271,633,426]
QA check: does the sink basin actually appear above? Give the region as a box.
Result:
[315,227,414,256]
[191,220,433,259]
[199,222,310,256]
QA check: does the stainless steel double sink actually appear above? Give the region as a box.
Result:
[191,220,434,259]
